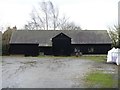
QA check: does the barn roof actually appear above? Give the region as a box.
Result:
[10,30,112,46]
[0,31,1,38]
[0,31,2,53]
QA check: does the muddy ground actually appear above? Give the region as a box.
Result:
[2,56,118,88]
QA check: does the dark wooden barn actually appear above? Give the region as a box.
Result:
[52,33,71,56]
[10,43,39,56]
[0,31,2,55]
[9,30,112,56]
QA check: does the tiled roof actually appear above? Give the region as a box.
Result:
[10,30,112,46]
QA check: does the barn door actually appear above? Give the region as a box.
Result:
[52,33,71,56]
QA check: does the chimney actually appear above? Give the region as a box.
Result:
[7,27,11,30]
[13,26,17,30]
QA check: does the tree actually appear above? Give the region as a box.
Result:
[25,8,46,30]
[48,1,59,30]
[25,1,81,30]
[117,25,120,48]
[59,21,81,30]
[25,1,59,30]
[108,25,120,48]
[2,26,17,55]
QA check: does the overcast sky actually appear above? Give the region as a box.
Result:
[0,0,119,31]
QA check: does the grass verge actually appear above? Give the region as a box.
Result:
[38,55,72,58]
[84,71,117,88]
[78,55,107,62]
[37,55,107,62]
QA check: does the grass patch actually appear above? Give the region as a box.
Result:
[78,55,106,62]
[38,55,58,58]
[85,71,117,88]
[37,55,70,58]
[37,55,107,62]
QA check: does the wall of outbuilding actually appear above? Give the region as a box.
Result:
[9,43,112,56]
[10,44,39,56]
[52,33,71,56]
[39,46,52,55]
[71,44,112,55]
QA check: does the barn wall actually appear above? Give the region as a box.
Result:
[10,43,112,56]
[39,46,52,55]
[39,44,111,55]
[71,44,112,54]
[10,44,39,56]
[52,33,71,56]
[52,38,71,56]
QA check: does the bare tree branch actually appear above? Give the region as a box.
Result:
[24,1,82,31]
[108,25,119,47]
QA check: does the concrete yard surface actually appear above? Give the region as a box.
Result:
[2,56,118,88]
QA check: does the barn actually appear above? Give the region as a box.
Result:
[9,30,112,56]
[0,31,2,55]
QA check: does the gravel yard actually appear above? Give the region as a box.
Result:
[0,56,2,89]
[2,56,118,88]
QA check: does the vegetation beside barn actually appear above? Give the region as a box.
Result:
[2,27,16,55]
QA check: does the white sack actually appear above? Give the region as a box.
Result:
[107,47,116,63]
[107,47,120,65]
